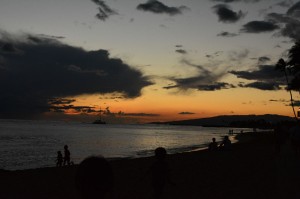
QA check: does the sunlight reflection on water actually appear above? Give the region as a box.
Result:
[0,120,250,170]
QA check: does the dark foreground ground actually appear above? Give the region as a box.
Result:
[1,131,298,199]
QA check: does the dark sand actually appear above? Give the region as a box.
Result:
[0,131,290,199]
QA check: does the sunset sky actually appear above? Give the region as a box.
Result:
[0,0,300,123]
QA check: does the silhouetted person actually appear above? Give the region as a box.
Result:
[56,151,63,167]
[290,123,300,155]
[150,147,174,199]
[63,145,71,166]
[208,138,218,151]
[274,123,288,154]
[219,136,231,151]
[76,156,113,199]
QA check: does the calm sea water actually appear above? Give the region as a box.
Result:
[0,119,250,170]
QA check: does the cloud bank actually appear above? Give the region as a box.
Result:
[211,0,261,3]
[164,59,235,91]
[91,0,118,21]
[137,0,189,16]
[0,31,152,118]
[212,4,245,23]
[241,21,279,33]
[266,1,300,41]
[230,65,286,90]
[217,31,239,37]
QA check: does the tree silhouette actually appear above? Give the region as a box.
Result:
[287,41,300,91]
[276,41,300,120]
[275,59,298,120]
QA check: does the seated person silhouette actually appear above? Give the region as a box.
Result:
[219,136,232,151]
[76,156,114,199]
[150,147,174,199]
[208,138,218,151]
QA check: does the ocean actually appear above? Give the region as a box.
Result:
[0,119,251,170]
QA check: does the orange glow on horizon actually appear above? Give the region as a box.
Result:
[48,85,298,123]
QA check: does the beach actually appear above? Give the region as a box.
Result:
[0,131,294,199]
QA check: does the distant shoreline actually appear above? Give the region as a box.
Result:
[149,114,294,129]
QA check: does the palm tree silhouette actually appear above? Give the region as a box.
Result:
[275,58,298,120]
[276,41,300,121]
[287,41,300,91]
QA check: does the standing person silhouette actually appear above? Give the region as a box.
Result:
[63,145,71,166]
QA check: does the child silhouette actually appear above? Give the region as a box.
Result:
[56,151,63,167]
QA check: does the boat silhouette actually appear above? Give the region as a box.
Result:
[92,119,106,124]
[93,108,106,124]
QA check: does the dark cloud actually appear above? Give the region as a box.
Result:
[212,4,246,23]
[228,49,249,61]
[258,56,271,64]
[266,4,300,40]
[162,85,178,89]
[35,97,101,114]
[1,43,20,54]
[211,0,240,2]
[37,34,65,40]
[118,112,160,117]
[164,59,233,91]
[137,0,189,16]
[241,21,280,33]
[275,44,282,48]
[197,82,235,91]
[239,81,281,90]
[179,112,195,115]
[230,65,284,81]
[51,105,98,114]
[205,51,223,59]
[267,12,300,41]
[217,31,239,37]
[280,20,300,40]
[175,49,187,54]
[99,95,125,100]
[276,1,295,8]
[91,0,118,21]
[287,1,300,18]
[267,13,292,24]
[230,65,286,90]
[210,0,261,3]
[269,99,289,103]
[48,98,76,105]
[0,31,152,119]
[175,45,183,48]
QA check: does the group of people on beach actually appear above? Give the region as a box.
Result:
[60,135,233,199]
[75,147,173,199]
[61,136,233,199]
[208,136,232,151]
[75,136,233,199]
[56,145,71,167]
